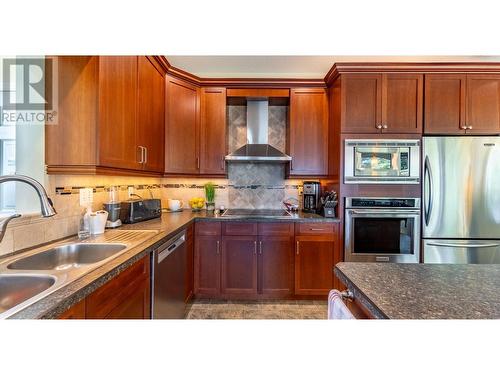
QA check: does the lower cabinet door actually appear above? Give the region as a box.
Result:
[105,278,150,319]
[86,257,150,319]
[258,236,294,297]
[295,236,334,295]
[194,235,221,296]
[221,236,258,295]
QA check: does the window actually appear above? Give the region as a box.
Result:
[0,56,46,214]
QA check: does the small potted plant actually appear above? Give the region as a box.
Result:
[204,182,215,212]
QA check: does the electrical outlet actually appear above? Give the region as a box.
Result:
[128,186,134,198]
[79,188,93,207]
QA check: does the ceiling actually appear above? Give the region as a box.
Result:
[166,55,500,79]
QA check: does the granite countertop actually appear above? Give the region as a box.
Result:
[4,210,339,319]
[335,262,500,319]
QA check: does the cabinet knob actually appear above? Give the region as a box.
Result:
[376,124,382,129]
[382,124,388,129]
[461,125,467,130]
[467,125,473,130]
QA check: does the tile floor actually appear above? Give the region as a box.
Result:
[186,300,327,319]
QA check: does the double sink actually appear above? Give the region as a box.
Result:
[0,230,157,318]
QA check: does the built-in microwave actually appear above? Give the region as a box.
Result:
[344,139,420,184]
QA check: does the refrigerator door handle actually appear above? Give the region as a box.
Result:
[424,155,433,226]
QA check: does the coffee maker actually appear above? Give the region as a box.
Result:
[302,181,321,213]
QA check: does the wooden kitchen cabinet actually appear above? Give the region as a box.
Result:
[46,56,166,176]
[200,87,227,175]
[466,74,500,134]
[289,88,329,176]
[258,235,294,297]
[425,74,500,135]
[164,75,200,175]
[194,235,221,296]
[136,56,165,172]
[341,74,382,133]
[221,236,258,295]
[295,234,336,296]
[424,74,466,134]
[340,73,423,134]
[98,56,139,170]
[86,256,150,319]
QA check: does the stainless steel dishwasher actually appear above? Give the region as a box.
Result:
[151,231,186,319]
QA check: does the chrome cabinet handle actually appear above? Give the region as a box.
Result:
[382,124,388,129]
[216,240,220,254]
[259,241,262,255]
[376,124,382,129]
[221,156,225,171]
[138,146,144,163]
[144,147,148,164]
[196,157,200,170]
[254,241,257,254]
[310,228,324,231]
[340,290,354,301]
[467,125,473,130]
[460,125,467,130]
[296,241,300,255]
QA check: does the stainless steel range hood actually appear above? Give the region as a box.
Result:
[225,100,292,162]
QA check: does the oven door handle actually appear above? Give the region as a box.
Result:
[349,209,421,216]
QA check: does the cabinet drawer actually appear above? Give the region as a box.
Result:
[86,256,149,318]
[295,222,337,236]
[195,221,221,236]
[223,222,258,236]
[258,222,294,236]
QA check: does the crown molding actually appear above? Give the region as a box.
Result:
[324,62,500,86]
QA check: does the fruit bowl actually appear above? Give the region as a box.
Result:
[189,197,205,211]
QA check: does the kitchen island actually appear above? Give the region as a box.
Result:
[335,262,500,319]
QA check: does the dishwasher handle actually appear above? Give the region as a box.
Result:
[157,233,186,264]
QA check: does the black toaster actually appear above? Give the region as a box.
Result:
[120,198,162,224]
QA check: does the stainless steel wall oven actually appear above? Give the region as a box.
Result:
[345,198,421,263]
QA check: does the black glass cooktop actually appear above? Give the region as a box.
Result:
[221,209,292,218]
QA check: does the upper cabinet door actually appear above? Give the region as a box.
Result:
[340,74,382,133]
[137,57,165,173]
[98,56,140,170]
[382,74,423,133]
[289,88,329,176]
[424,74,466,134]
[466,74,500,134]
[165,75,200,174]
[200,87,227,175]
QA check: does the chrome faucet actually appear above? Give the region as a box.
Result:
[0,174,57,242]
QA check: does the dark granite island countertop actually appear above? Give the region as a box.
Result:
[335,262,500,319]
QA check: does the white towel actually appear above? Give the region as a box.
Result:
[328,289,355,320]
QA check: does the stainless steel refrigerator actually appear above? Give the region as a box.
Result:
[423,136,500,264]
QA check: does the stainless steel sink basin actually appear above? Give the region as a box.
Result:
[7,243,127,271]
[0,274,56,314]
